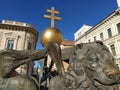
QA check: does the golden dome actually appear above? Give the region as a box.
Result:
[40,27,63,47]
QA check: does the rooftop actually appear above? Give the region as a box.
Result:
[1,20,34,28]
[62,40,74,46]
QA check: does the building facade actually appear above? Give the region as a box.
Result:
[0,20,38,75]
[74,1,120,68]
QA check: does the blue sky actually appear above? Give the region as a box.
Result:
[0,0,118,49]
[0,0,119,67]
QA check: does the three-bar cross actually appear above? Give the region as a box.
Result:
[44,7,61,28]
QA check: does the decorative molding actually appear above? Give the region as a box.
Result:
[4,32,18,39]
[117,39,120,42]
[0,24,38,38]
[0,32,3,46]
[107,41,115,45]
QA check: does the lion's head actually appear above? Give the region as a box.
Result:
[72,41,120,85]
[48,41,120,90]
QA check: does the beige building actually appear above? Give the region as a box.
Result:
[0,20,38,75]
[46,40,74,72]
[61,40,74,49]
[61,40,74,71]
[74,0,120,68]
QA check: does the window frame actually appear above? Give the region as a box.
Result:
[117,23,120,34]
[6,40,14,49]
[100,32,104,41]
[110,44,116,56]
[107,28,112,38]
[27,41,32,50]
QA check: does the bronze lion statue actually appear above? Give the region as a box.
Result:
[0,41,120,90]
[0,49,47,90]
[47,41,120,90]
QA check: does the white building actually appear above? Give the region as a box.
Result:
[74,24,92,40]
[74,1,120,67]
[0,20,38,75]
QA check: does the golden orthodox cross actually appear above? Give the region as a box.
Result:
[44,7,61,28]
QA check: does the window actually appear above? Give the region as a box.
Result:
[88,39,91,43]
[27,42,32,50]
[117,23,120,33]
[107,28,112,38]
[100,32,104,41]
[110,44,116,56]
[77,32,81,37]
[93,36,96,41]
[7,40,14,49]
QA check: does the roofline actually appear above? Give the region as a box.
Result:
[75,7,120,42]
[0,23,38,43]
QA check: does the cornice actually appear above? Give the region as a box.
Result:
[0,24,38,42]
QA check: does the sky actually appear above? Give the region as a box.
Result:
[0,0,119,67]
